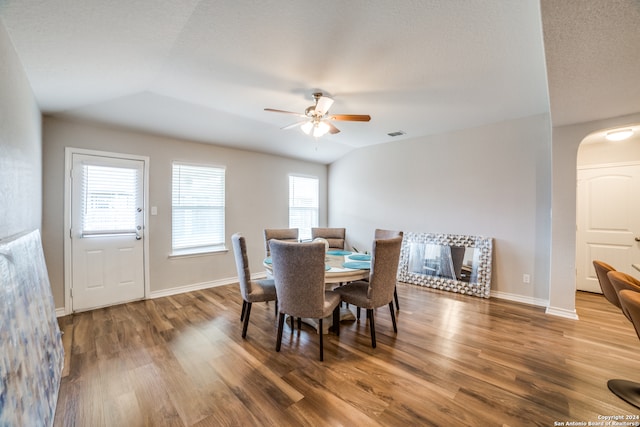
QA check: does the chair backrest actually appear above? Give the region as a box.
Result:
[311,227,346,250]
[231,233,252,300]
[269,239,326,319]
[608,271,640,319]
[593,260,620,308]
[608,270,640,295]
[367,236,403,306]
[619,289,640,340]
[374,229,403,239]
[264,228,299,256]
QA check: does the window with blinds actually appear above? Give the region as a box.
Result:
[172,162,226,253]
[289,175,319,241]
[82,164,138,235]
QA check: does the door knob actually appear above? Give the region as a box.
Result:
[635,237,640,242]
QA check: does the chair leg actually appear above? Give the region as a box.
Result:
[290,315,294,331]
[319,318,324,361]
[297,317,302,330]
[332,305,340,336]
[276,312,285,352]
[368,309,376,348]
[389,302,397,333]
[274,300,278,316]
[356,306,361,320]
[240,300,247,321]
[241,302,252,338]
[394,286,400,311]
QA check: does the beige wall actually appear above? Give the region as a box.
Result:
[42,117,327,309]
[0,22,42,240]
[329,114,552,304]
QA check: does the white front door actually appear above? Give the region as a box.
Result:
[69,151,147,311]
[576,164,640,292]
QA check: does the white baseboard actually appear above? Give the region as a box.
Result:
[55,273,268,314]
[545,305,579,320]
[490,290,549,309]
[149,277,235,299]
[490,290,578,319]
[148,272,266,300]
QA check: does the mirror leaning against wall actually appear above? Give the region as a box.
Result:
[398,232,493,298]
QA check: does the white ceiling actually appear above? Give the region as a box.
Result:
[1,1,638,164]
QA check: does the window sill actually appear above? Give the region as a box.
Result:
[169,247,228,259]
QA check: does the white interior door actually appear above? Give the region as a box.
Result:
[576,164,640,292]
[70,152,146,311]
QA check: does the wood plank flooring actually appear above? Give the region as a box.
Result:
[54,284,640,426]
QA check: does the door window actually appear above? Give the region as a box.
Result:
[81,164,139,235]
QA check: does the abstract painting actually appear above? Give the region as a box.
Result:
[0,230,64,426]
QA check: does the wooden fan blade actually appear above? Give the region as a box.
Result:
[281,120,308,130]
[264,108,306,118]
[328,114,371,122]
[315,96,334,116]
[327,122,341,134]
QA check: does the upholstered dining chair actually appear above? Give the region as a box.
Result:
[333,236,403,348]
[608,271,640,320]
[231,233,277,339]
[311,227,346,250]
[374,229,403,240]
[269,239,341,361]
[374,229,403,311]
[593,260,621,309]
[263,228,299,257]
[609,289,640,409]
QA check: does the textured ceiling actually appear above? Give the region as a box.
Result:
[1,1,638,163]
[541,0,640,127]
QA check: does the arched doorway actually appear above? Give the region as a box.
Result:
[575,124,640,293]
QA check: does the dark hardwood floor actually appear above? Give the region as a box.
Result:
[54,283,640,426]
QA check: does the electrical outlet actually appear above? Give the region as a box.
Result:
[523,274,531,284]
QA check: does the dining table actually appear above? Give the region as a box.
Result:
[263,249,372,333]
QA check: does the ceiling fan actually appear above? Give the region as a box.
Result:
[264,92,371,137]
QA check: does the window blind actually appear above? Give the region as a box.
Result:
[289,175,319,241]
[172,163,225,251]
[82,164,138,235]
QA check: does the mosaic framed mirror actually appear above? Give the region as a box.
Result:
[398,232,493,298]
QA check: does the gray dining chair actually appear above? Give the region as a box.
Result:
[269,239,341,361]
[334,236,403,348]
[311,227,346,250]
[374,229,403,311]
[231,233,277,338]
[263,228,299,257]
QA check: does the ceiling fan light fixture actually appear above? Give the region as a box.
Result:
[301,120,330,138]
[605,128,634,141]
[313,121,330,138]
[300,121,314,135]
[265,91,371,138]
